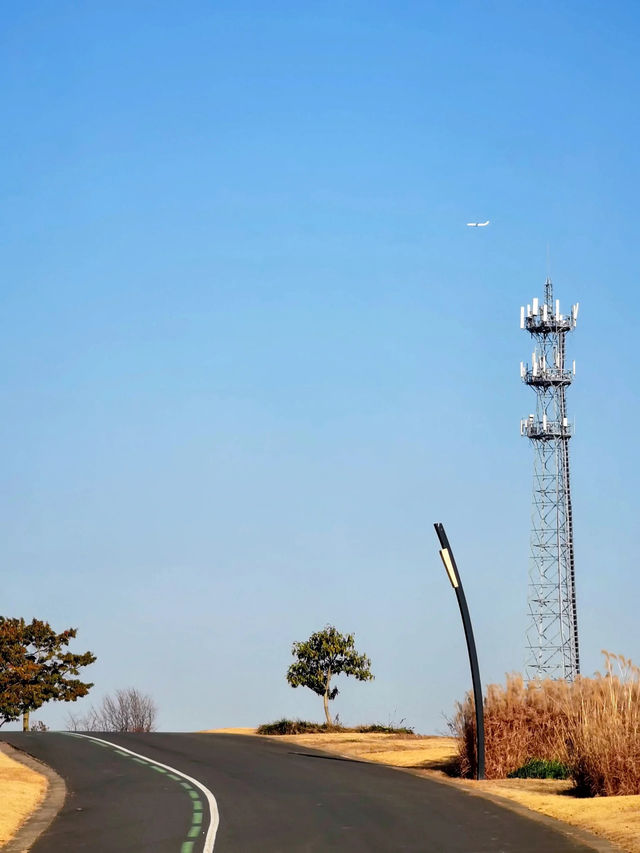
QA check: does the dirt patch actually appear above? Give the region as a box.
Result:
[0,747,48,846]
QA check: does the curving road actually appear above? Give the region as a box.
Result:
[1,732,600,852]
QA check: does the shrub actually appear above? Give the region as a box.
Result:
[357,724,415,735]
[257,718,415,736]
[507,758,571,780]
[257,719,329,735]
[67,687,157,733]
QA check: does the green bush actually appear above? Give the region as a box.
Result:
[257,719,328,735]
[257,718,415,736]
[357,723,414,735]
[507,758,571,780]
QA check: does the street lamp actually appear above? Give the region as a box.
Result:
[434,522,486,780]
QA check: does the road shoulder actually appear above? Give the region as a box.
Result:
[0,742,66,853]
[403,768,627,853]
[207,730,633,853]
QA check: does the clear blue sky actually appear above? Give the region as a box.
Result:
[2,1,639,732]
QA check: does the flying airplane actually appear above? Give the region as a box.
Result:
[467,221,490,227]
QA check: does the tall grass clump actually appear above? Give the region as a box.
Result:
[451,651,640,795]
[452,673,571,779]
[566,652,640,796]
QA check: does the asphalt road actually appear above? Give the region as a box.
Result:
[1,732,599,852]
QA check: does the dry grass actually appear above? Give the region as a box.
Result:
[453,652,640,796]
[569,654,640,796]
[203,728,455,769]
[453,673,572,779]
[266,732,458,770]
[0,748,48,846]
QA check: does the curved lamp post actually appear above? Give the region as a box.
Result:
[434,522,485,780]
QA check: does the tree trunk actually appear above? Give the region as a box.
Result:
[23,711,30,732]
[323,668,333,726]
[323,690,332,726]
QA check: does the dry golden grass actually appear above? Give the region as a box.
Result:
[569,654,640,796]
[267,732,458,770]
[454,673,572,778]
[453,652,640,796]
[204,729,456,769]
[0,748,48,846]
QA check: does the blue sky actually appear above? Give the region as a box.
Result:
[2,1,639,732]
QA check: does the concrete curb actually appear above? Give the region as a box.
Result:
[0,742,66,853]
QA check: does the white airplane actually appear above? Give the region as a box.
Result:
[467,220,490,227]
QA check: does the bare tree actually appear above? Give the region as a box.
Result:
[67,687,157,732]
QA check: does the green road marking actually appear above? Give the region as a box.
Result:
[82,737,208,851]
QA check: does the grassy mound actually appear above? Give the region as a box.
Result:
[257,719,414,736]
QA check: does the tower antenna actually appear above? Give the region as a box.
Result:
[519,281,580,680]
[546,243,551,280]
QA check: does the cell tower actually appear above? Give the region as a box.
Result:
[520,278,580,681]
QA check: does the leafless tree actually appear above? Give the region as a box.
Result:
[67,687,157,732]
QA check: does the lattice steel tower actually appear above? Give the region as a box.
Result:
[520,279,580,681]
